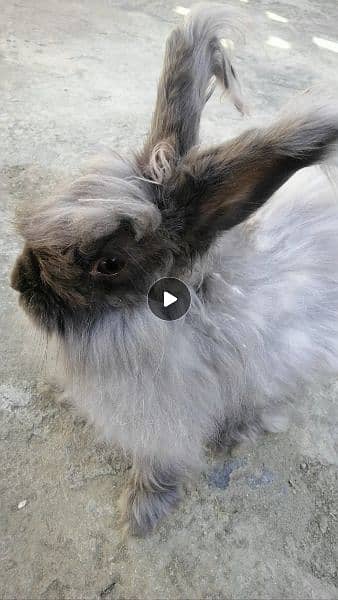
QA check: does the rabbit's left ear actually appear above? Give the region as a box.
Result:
[138,5,245,184]
[173,100,338,251]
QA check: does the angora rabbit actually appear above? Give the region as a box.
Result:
[11,5,338,536]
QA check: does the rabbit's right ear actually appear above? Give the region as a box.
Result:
[138,5,245,183]
[172,97,338,253]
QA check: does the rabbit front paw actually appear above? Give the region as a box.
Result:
[119,466,181,537]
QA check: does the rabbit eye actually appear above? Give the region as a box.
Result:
[94,257,126,276]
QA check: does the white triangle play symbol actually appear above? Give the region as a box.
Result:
[163,291,177,308]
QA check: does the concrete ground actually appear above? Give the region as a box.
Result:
[1,0,338,598]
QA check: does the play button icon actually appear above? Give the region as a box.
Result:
[163,291,177,308]
[148,277,191,321]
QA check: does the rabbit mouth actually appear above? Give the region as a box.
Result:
[11,247,41,294]
[11,247,63,334]
[16,286,66,336]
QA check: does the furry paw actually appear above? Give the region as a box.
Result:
[119,482,181,537]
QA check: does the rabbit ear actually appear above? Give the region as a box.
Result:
[173,97,338,251]
[139,5,245,183]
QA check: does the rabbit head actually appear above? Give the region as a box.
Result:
[11,162,165,334]
[11,5,338,340]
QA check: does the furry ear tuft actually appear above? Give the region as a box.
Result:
[148,141,175,184]
[187,3,247,115]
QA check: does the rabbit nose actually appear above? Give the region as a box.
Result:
[11,249,40,293]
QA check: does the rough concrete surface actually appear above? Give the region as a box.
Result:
[1,0,338,598]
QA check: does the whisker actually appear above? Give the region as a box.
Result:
[123,247,153,281]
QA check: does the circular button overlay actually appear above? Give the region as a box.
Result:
[148,277,191,321]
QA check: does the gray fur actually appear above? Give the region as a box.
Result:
[19,169,161,248]
[119,461,182,537]
[11,5,338,536]
[56,166,338,535]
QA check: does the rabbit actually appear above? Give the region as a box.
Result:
[11,4,338,537]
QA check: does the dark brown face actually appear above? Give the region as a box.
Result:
[11,222,178,336]
[11,244,71,334]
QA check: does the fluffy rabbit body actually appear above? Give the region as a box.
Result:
[11,6,338,535]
